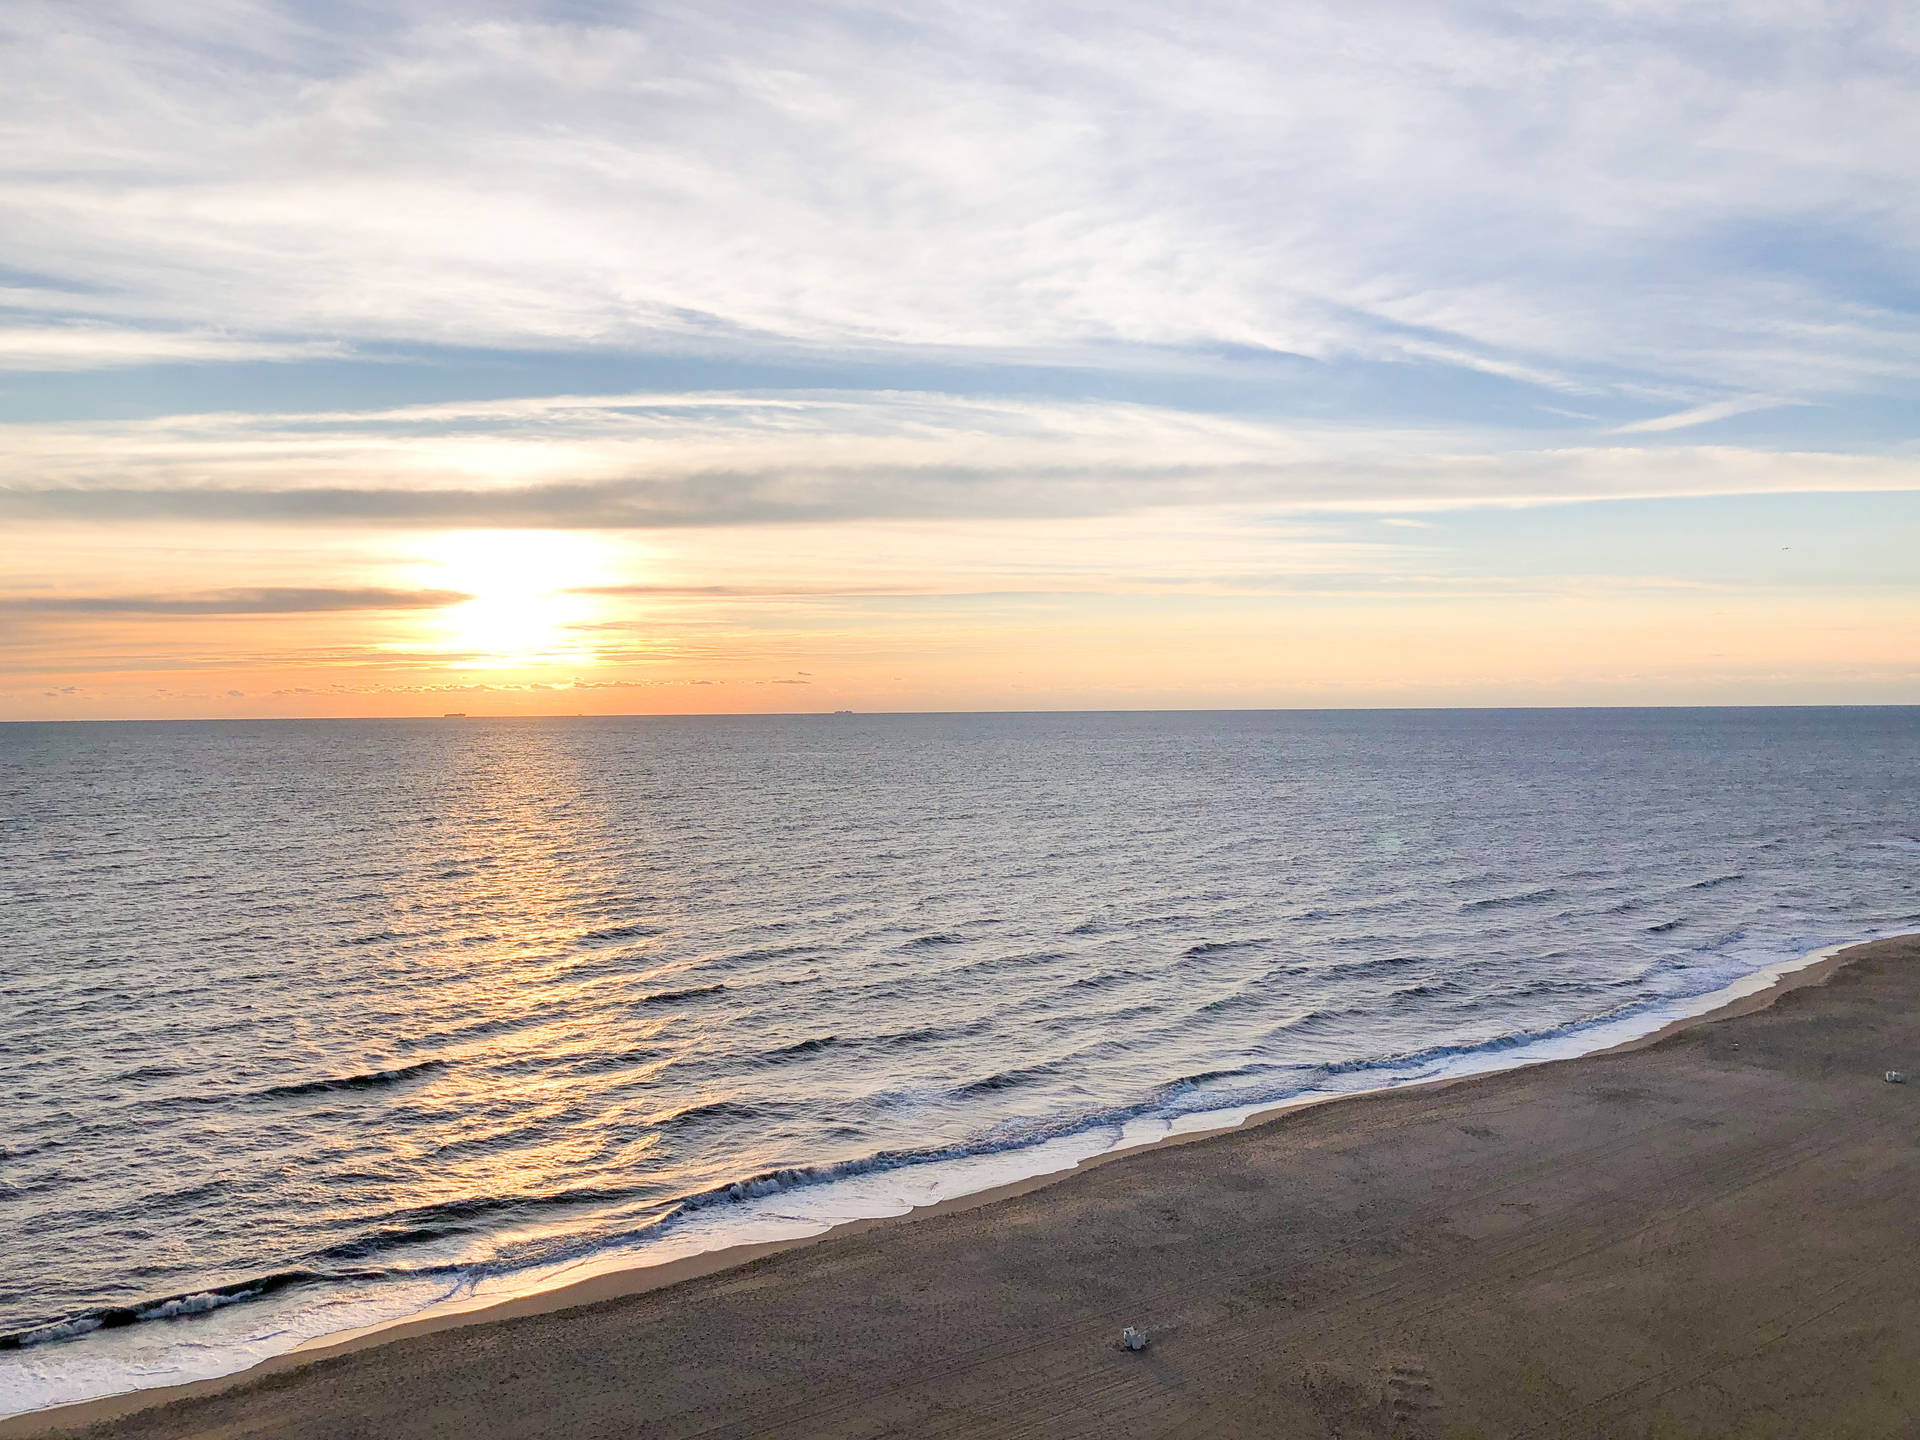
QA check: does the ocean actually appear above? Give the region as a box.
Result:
[2,708,1916,1417]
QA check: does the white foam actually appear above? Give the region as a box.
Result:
[13,1317,104,1347]
[136,1290,254,1323]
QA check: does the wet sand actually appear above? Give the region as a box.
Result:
[13,934,1920,1440]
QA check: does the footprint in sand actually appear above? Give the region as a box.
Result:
[1302,1354,1440,1439]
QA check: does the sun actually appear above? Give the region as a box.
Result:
[415,531,610,669]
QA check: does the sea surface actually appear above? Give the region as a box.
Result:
[3,708,1918,1415]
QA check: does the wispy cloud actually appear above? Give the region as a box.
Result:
[0,391,1911,529]
[572,582,919,598]
[1612,396,1790,435]
[0,325,343,371]
[0,587,470,614]
[1,1,1916,403]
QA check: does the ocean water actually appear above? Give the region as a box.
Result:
[2,708,1917,1415]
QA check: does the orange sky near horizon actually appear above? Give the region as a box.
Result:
[9,501,1917,721]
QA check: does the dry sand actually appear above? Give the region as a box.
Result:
[11,933,1920,1440]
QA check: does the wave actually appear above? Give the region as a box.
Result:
[651,1099,770,1131]
[1054,970,1135,995]
[759,1035,843,1063]
[658,1111,1160,1223]
[636,983,726,1006]
[1287,953,1421,982]
[256,1059,448,1101]
[1485,976,1611,1003]
[577,920,662,944]
[870,1021,989,1048]
[322,1185,652,1252]
[311,1224,469,1262]
[1313,997,1654,1079]
[341,929,404,947]
[1183,938,1270,959]
[1388,980,1463,1002]
[113,1062,189,1084]
[1298,894,1422,921]
[1686,872,1745,890]
[1646,917,1684,933]
[557,1046,666,1078]
[949,949,1070,977]
[0,1271,324,1351]
[1459,887,1560,913]
[694,942,823,972]
[1164,1064,1265,1089]
[306,1188,654,1264]
[899,932,968,950]
[1195,988,1267,1016]
[955,1064,1057,1097]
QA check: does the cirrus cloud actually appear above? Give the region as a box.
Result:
[0,391,1913,532]
[1,0,1916,408]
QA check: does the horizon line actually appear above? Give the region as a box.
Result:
[9,701,1920,726]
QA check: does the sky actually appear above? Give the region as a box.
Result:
[2,0,1917,719]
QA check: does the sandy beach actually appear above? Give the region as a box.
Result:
[12,932,1919,1440]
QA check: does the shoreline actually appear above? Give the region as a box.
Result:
[4,929,1888,1439]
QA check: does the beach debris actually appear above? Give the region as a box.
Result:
[1887,1071,1907,1084]
[1121,1326,1149,1352]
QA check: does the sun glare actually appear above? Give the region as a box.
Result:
[415,531,610,669]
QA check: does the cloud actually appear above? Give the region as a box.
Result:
[0,587,471,614]
[1,0,1915,404]
[573,583,919,598]
[0,387,1914,530]
[0,325,343,371]
[6,449,1914,530]
[256,675,806,696]
[1612,396,1791,435]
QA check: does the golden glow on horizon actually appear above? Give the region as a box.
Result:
[1,505,1916,720]
[410,531,611,670]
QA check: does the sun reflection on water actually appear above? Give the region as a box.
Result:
[356,725,692,1235]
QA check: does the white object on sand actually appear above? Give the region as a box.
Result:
[1887,1071,1907,1084]
[1122,1326,1149,1351]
